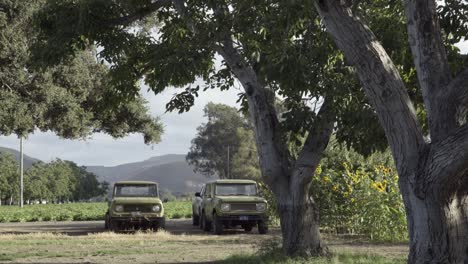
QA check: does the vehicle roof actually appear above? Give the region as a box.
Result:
[206,179,257,184]
[114,181,158,185]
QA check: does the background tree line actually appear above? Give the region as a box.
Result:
[0,153,108,205]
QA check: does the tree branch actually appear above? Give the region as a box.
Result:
[404,0,455,141]
[314,0,426,174]
[293,98,335,185]
[105,0,171,27]
[172,0,291,190]
[426,123,468,195]
[447,68,468,121]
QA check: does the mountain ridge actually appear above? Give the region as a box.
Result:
[0,146,210,194]
[0,146,41,168]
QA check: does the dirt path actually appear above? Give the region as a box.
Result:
[0,219,204,236]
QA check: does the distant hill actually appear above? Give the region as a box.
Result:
[86,154,211,195]
[0,146,41,168]
[0,146,211,195]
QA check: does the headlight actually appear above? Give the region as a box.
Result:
[152,204,161,212]
[256,203,266,212]
[115,205,124,212]
[221,203,230,212]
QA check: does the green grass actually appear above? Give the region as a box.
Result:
[0,201,192,223]
[221,253,406,264]
[0,232,407,264]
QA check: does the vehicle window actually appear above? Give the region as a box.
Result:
[114,184,158,197]
[215,184,257,196]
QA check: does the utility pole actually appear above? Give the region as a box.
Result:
[19,137,24,208]
[227,145,230,179]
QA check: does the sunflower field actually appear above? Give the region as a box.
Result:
[311,143,408,242]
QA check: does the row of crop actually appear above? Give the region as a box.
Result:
[0,201,192,223]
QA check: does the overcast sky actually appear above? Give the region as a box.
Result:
[1,42,467,166]
[0,80,242,166]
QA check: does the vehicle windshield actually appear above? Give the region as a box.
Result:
[114,184,158,197]
[215,183,257,196]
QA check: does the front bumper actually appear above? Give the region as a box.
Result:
[217,215,268,222]
[110,216,164,223]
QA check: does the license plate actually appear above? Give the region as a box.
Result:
[239,216,249,221]
[131,212,142,217]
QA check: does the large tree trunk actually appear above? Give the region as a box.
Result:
[400,177,468,264]
[172,0,333,257]
[215,33,333,257]
[314,1,468,263]
[277,178,326,256]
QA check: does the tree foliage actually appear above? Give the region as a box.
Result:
[0,154,108,204]
[0,0,163,143]
[0,154,19,205]
[187,103,260,179]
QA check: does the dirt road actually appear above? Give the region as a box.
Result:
[0,219,204,236]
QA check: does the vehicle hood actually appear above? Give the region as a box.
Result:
[215,196,266,203]
[112,197,162,204]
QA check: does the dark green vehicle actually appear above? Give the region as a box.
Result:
[193,179,268,235]
[105,181,165,231]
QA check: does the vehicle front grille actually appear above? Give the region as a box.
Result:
[230,203,256,211]
[123,204,153,212]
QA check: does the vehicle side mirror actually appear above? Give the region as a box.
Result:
[195,192,201,197]
[163,198,169,203]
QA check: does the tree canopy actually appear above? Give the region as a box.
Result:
[187,102,260,179]
[0,0,163,143]
[0,154,106,204]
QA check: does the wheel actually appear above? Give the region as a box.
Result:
[104,213,109,229]
[212,214,224,235]
[243,224,253,232]
[258,221,268,234]
[198,210,204,230]
[192,212,199,226]
[201,213,211,232]
[159,217,166,230]
[109,219,120,232]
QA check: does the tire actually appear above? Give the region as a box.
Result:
[192,212,199,226]
[109,219,119,232]
[243,225,253,232]
[104,213,109,230]
[212,214,224,235]
[201,213,211,232]
[258,221,268,234]
[198,210,203,230]
[159,217,166,230]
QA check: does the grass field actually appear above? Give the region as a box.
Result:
[0,201,192,223]
[0,231,407,264]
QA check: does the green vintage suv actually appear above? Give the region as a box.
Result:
[193,179,268,235]
[105,181,165,231]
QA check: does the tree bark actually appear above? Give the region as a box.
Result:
[400,175,468,264]
[313,1,468,263]
[277,178,326,256]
